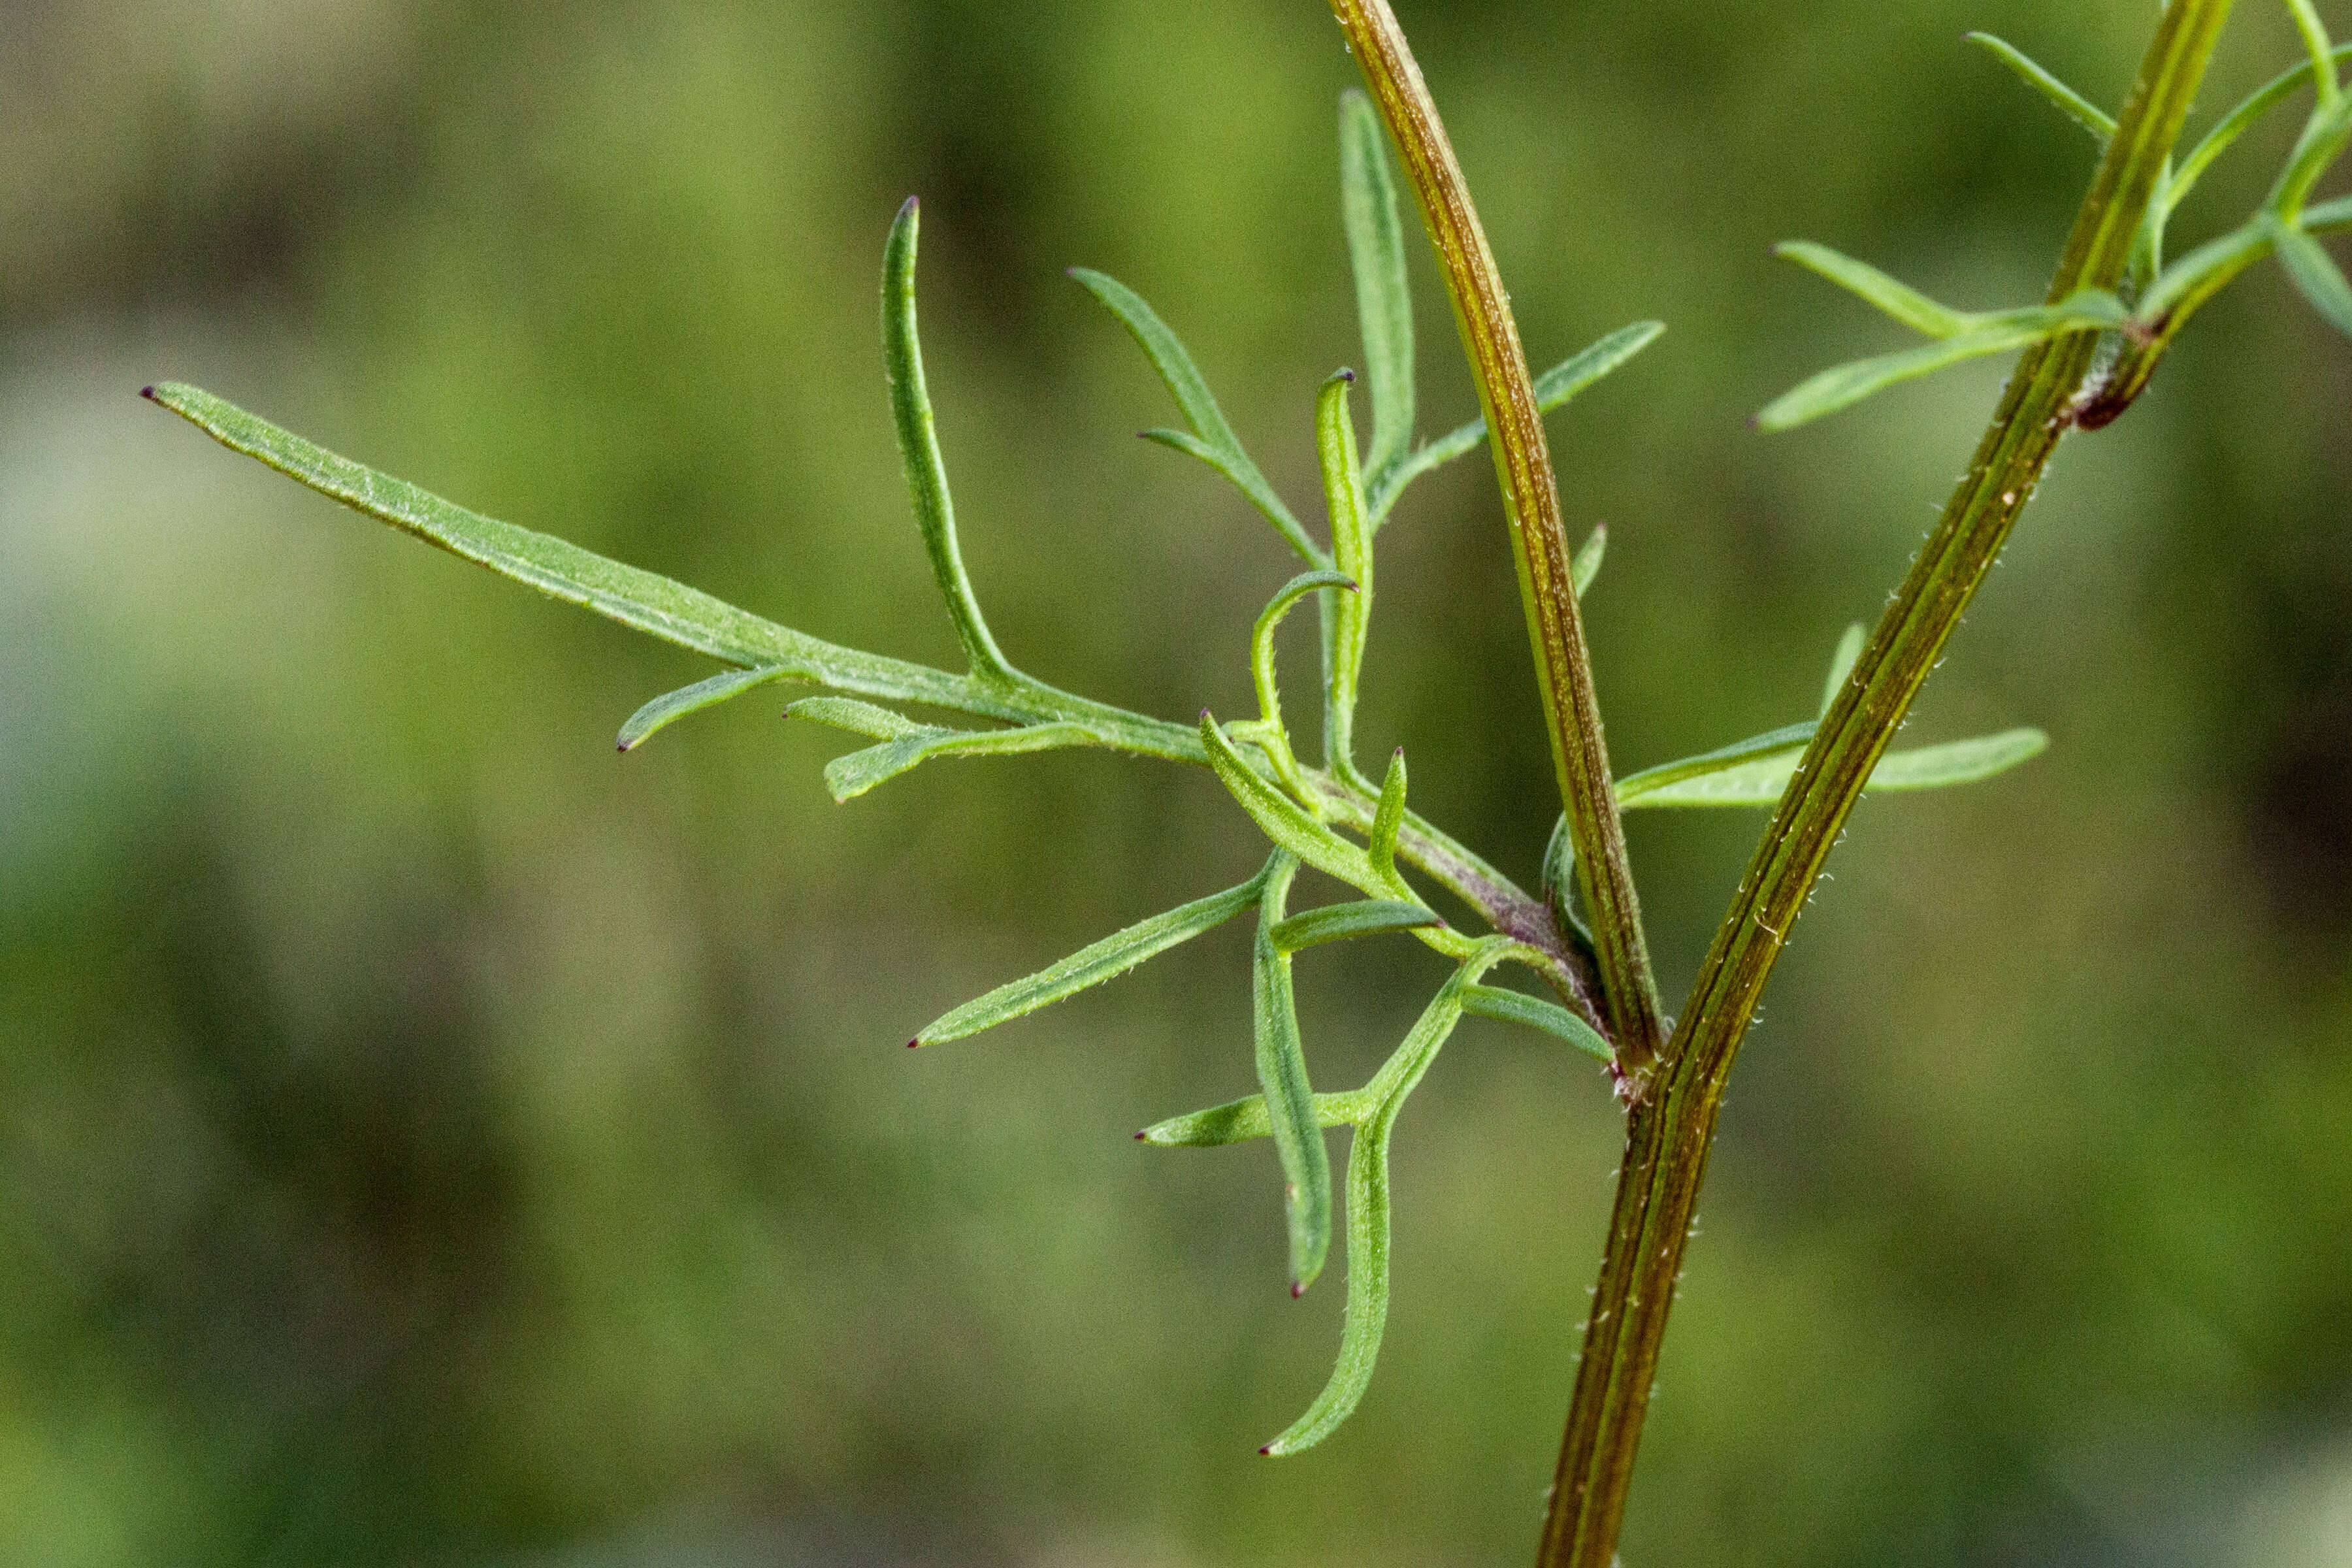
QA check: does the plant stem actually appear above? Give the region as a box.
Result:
[1326,0,1667,1080]
[1535,3,2236,1563]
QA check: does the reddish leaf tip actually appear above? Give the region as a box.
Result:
[139,385,157,400]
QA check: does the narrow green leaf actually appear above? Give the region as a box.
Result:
[1270,900,1440,954]
[1755,292,2124,431]
[1318,372,1374,765]
[1863,727,2050,791]
[1620,727,2050,809]
[1571,524,1607,600]
[1368,749,1408,889]
[1137,1088,1371,1149]
[1340,90,1416,484]
[914,871,1268,1045]
[2170,43,2352,208]
[1201,713,1381,892]
[143,383,1002,716]
[817,719,1100,802]
[1253,855,1332,1296]
[884,199,1015,681]
[1614,722,1818,806]
[2310,193,2352,234]
[2286,0,2343,113]
[1070,269,1320,563]
[1459,984,1614,1064]
[1251,568,1357,745]
[1263,952,1504,1457]
[1772,240,1976,338]
[1964,33,2117,144]
[617,666,791,751]
[1366,322,1663,522]
[1529,322,1667,410]
[787,695,925,740]
[2272,217,2352,339]
[1820,623,1867,718]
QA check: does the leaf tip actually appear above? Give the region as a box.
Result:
[1258,1444,1276,1458]
[139,384,157,400]
[1291,1280,1306,1299]
[906,1036,924,1049]
[898,194,919,218]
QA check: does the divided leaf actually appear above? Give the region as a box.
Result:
[913,871,1269,1045]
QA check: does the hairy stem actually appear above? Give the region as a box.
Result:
[1327,0,1666,1079]
[1536,3,2236,1563]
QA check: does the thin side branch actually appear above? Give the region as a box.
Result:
[1327,0,1666,1080]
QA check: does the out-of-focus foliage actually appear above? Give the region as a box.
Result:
[3,2,2350,1565]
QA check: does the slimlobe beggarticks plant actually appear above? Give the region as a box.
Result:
[144,1,2347,1561]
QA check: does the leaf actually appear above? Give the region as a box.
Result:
[1964,33,2117,144]
[1458,984,1614,1064]
[1318,372,1374,760]
[1270,900,1441,954]
[1754,291,2125,432]
[1862,727,2051,792]
[913,870,1269,1045]
[1368,749,1408,889]
[1614,722,1817,806]
[1253,855,1332,1297]
[1571,524,1606,600]
[1250,568,1358,748]
[1200,713,1381,892]
[1366,321,1663,522]
[2311,193,2352,234]
[617,666,791,751]
[1620,727,2050,809]
[885,199,1013,679]
[2171,43,2352,208]
[1070,269,1320,563]
[787,695,925,740]
[1137,1088,1371,1149]
[2272,217,2352,340]
[814,719,1100,802]
[1340,90,1416,484]
[1262,955,1497,1457]
[1820,623,1867,718]
[1774,241,1976,339]
[140,384,995,719]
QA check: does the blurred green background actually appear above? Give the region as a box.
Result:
[5,1,2351,1563]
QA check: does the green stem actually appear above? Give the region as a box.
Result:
[1535,4,2236,1563]
[1326,0,1667,1081]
